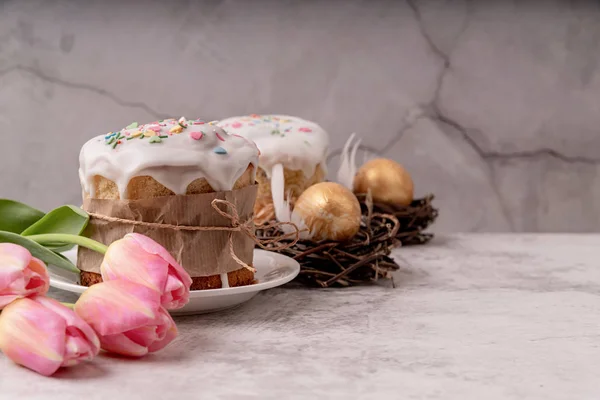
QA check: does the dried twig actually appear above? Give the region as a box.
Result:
[255,195,437,288]
[355,194,438,246]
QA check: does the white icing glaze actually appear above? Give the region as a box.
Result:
[79,118,259,199]
[220,273,229,288]
[217,114,329,178]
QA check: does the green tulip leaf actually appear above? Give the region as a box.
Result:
[21,205,89,252]
[0,230,80,273]
[0,199,45,234]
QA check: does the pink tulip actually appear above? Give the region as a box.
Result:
[74,279,178,357]
[101,233,192,310]
[0,243,50,309]
[0,296,100,376]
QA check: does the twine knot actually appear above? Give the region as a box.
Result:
[209,199,300,271]
[88,199,300,273]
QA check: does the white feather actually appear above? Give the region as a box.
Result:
[336,133,361,190]
[290,209,310,240]
[350,136,361,182]
[271,163,309,238]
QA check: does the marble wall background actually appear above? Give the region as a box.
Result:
[1,0,599,232]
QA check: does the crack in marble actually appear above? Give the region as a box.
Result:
[380,107,427,152]
[406,1,516,230]
[406,1,600,166]
[406,0,450,68]
[0,65,170,119]
[377,0,450,155]
[434,111,600,165]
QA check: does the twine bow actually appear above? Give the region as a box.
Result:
[88,199,300,273]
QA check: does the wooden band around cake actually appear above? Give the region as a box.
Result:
[77,185,258,276]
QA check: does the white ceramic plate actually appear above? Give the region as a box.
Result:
[49,249,300,315]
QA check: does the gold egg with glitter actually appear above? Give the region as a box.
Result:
[353,158,414,206]
[293,182,362,242]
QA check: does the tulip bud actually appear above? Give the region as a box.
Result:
[0,296,100,376]
[101,233,192,310]
[75,279,178,357]
[0,243,49,309]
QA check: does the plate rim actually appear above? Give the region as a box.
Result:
[49,249,300,298]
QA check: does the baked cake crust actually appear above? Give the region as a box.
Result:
[78,118,260,289]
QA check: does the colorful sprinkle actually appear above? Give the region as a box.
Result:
[215,131,225,141]
[144,130,157,137]
[170,125,183,134]
[105,132,116,139]
[178,117,188,128]
[149,136,162,144]
[208,120,218,126]
[130,130,143,138]
[190,131,204,140]
[110,133,125,148]
[231,122,243,129]
[146,125,161,132]
[159,135,168,139]
[213,146,227,155]
[126,122,139,129]
[299,127,312,133]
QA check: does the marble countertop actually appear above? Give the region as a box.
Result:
[1,234,599,399]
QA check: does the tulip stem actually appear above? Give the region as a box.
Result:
[27,234,108,255]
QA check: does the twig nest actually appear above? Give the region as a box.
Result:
[353,158,414,206]
[292,182,361,242]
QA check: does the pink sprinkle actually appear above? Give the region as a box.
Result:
[299,127,312,133]
[194,121,205,125]
[124,132,130,136]
[231,122,243,129]
[148,126,161,132]
[215,132,225,141]
[190,131,204,140]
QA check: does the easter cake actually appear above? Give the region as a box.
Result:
[78,117,260,290]
[218,114,329,224]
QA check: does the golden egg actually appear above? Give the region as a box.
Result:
[353,158,414,206]
[293,182,361,242]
